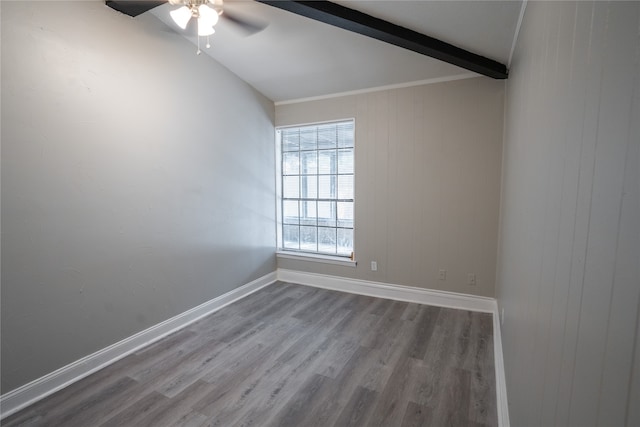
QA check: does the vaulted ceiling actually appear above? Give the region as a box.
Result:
[130,1,523,102]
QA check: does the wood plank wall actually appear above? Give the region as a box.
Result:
[497,2,640,426]
[276,77,505,298]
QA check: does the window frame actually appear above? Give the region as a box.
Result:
[275,119,356,266]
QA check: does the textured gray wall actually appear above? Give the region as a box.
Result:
[276,77,504,297]
[1,1,275,393]
[496,2,640,426]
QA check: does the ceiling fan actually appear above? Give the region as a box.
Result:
[168,0,222,37]
[106,0,507,78]
[168,0,267,53]
[106,0,267,54]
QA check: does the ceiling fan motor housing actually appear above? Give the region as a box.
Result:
[169,0,224,15]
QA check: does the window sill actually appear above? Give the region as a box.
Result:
[276,251,357,267]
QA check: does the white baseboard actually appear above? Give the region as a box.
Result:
[277,268,496,313]
[492,302,511,427]
[276,268,510,427]
[0,271,277,419]
[2,269,510,426]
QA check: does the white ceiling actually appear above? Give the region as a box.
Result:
[150,0,523,103]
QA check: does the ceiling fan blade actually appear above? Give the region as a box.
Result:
[221,10,267,36]
[106,1,166,17]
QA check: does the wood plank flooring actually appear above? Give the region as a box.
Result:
[2,281,497,427]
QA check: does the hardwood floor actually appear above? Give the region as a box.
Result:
[2,281,497,427]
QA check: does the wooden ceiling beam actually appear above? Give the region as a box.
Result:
[257,0,508,79]
[105,0,509,79]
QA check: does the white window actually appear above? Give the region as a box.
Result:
[277,120,354,257]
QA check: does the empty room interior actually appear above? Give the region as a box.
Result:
[1,1,639,426]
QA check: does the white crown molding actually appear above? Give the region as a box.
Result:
[508,0,528,67]
[0,271,277,420]
[275,73,479,106]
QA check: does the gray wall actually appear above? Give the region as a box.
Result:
[1,1,275,393]
[276,77,504,297]
[496,1,640,426]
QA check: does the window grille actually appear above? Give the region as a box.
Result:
[278,120,354,256]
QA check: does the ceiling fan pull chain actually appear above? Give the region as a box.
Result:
[197,34,202,55]
[206,35,211,49]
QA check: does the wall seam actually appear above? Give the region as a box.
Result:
[566,2,608,422]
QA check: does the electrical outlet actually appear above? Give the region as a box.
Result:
[438,269,446,280]
[468,273,476,286]
[371,261,378,271]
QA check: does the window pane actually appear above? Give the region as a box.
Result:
[300,128,317,151]
[318,201,336,227]
[337,201,353,228]
[283,225,299,249]
[282,130,300,152]
[337,149,354,174]
[283,152,299,175]
[300,201,317,226]
[337,228,353,255]
[283,200,299,224]
[318,150,336,174]
[301,175,317,199]
[338,124,354,148]
[317,124,337,150]
[318,175,336,199]
[300,226,317,251]
[283,176,299,198]
[337,175,354,199]
[301,151,317,175]
[318,227,337,254]
[279,120,354,257]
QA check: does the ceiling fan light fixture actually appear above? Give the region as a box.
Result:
[167,0,246,55]
[170,5,192,30]
[198,4,219,27]
[197,3,219,32]
[209,0,224,15]
[198,18,216,36]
